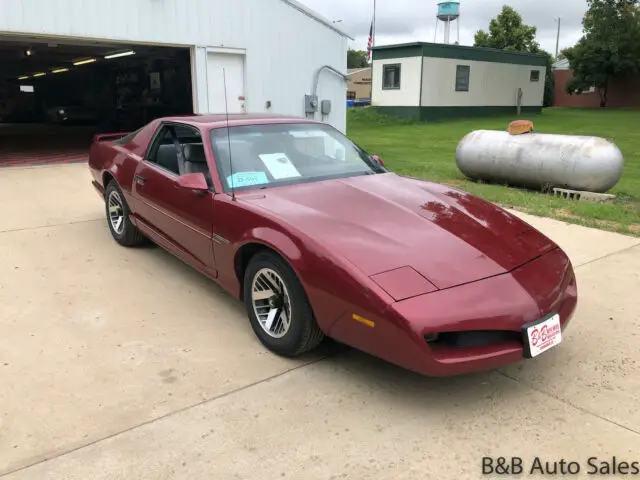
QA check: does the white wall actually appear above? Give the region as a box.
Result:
[421,57,545,108]
[0,0,349,131]
[371,56,422,107]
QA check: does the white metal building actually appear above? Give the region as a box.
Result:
[0,0,351,136]
[371,42,547,121]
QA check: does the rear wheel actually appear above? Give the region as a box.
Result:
[104,181,146,247]
[243,251,324,357]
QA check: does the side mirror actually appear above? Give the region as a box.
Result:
[371,154,385,167]
[176,172,209,192]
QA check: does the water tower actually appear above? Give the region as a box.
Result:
[435,1,460,45]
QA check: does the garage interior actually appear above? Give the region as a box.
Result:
[0,35,193,167]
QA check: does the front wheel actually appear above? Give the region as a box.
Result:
[104,181,146,247]
[243,251,324,357]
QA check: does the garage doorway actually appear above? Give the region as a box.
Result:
[206,51,246,114]
[0,36,193,167]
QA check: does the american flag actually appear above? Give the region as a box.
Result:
[367,20,373,62]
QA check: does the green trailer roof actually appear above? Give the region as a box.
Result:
[372,42,547,67]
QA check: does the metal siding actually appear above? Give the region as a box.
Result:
[371,57,422,107]
[0,0,347,131]
[191,46,209,113]
[421,57,545,108]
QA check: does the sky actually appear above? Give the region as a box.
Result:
[297,0,589,56]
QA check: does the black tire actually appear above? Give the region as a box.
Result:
[243,251,324,357]
[104,181,146,247]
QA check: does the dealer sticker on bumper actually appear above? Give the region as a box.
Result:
[522,313,562,358]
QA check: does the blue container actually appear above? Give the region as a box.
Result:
[346,100,355,108]
[437,1,460,20]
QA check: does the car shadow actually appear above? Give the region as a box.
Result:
[310,341,528,408]
[119,230,532,403]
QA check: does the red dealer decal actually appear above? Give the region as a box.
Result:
[532,324,561,350]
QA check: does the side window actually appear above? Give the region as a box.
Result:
[455,65,470,92]
[530,70,540,82]
[382,64,401,89]
[146,124,205,177]
[146,126,182,175]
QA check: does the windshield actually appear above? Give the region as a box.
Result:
[210,122,383,192]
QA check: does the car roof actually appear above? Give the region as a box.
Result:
[159,113,322,129]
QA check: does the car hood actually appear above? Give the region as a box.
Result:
[242,173,557,291]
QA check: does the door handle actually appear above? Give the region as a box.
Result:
[135,175,146,185]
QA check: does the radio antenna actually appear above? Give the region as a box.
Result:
[222,67,236,201]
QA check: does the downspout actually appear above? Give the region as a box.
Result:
[309,65,348,119]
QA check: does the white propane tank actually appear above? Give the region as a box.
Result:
[455,130,624,193]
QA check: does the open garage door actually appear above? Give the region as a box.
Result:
[0,36,193,167]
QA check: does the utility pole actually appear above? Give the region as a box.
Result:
[555,17,561,58]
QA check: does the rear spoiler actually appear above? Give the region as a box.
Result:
[92,132,130,142]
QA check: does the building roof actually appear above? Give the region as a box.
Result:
[281,0,353,40]
[372,42,547,67]
[552,58,570,70]
[347,67,371,75]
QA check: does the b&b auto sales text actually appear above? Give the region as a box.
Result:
[482,456,640,476]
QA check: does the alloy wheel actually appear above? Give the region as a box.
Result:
[107,190,125,235]
[251,267,292,338]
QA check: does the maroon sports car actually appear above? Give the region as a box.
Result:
[88,113,578,376]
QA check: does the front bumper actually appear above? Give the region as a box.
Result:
[329,248,577,377]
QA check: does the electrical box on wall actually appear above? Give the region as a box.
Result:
[304,94,318,114]
[320,99,332,115]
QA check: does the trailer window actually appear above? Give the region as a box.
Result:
[382,64,401,90]
[455,65,470,92]
[530,70,540,82]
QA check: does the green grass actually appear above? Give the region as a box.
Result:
[347,107,640,236]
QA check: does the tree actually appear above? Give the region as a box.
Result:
[347,49,368,69]
[537,50,556,108]
[474,5,554,107]
[563,0,640,107]
[474,6,540,52]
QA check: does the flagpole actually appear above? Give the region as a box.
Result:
[373,0,376,48]
[369,0,376,101]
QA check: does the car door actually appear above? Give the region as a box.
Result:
[132,122,216,273]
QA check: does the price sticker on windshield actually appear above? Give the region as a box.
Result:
[259,153,301,179]
[226,171,269,187]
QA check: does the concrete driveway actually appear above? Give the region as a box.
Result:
[1,164,639,479]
